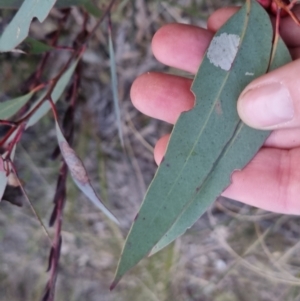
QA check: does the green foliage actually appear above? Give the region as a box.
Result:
[82,1,102,17]
[150,37,292,256]
[0,0,100,52]
[54,0,91,7]
[25,59,79,128]
[0,0,57,52]
[108,24,124,148]
[112,0,292,287]
[0,91,34,119]
[23,37,54,54]
[0,0,87,9]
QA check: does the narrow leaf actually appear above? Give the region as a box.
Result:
[149,37,292,256]
[0,91,34,120]
[26,59,79,128]
[55,0,89,8]
[83,3,101,18]
[55,120,119,224]
[0,0,22,8]
[0,0,96,9]
[23,37,54,54]
[0,0,57,52]
[0,156,8,202]
[112,0,274,287]
[108,26,124,148]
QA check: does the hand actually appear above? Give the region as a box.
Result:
[130,6,300,215]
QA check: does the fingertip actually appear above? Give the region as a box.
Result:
[154,134,170,165]
[152,24,177,58]
[207,7,239,32]
[130,72,194,124]
[237,59,300,130]
[152,24,172,63]
[130,72,148,111]
[152,23,213,73]
[237,81,294,130]
[222,147,300,215]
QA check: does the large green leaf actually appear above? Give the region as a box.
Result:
[112,0,274,287]
[149,37,292,256]
[0,0,57,52]
[0,91,34,120]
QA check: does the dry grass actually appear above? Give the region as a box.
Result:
[1,1,300,300]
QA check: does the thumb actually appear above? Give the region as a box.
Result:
[237,59,300,130]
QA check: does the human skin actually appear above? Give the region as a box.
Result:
[130,6,300,215]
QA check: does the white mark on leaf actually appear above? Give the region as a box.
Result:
[245,72,254,76]
[207,33,240,71]
[60,141,89,184]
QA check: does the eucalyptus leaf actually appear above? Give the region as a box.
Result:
[0,156,8,202]
[149,37,292,256]
[55,120,119,224]
[0,0,25,9]
[112,0,275,288]
[0,91,34,120]
[23,37,54,54]
[0,0,57,52]
[26,59,79,128]
[108,27,124,148]
[82,1,102,17]
[55,0,89,8]
[0,0,93,9]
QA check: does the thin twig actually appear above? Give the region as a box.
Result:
[9,161,52,246]
[86,0,118,42]
[43,163,67,301]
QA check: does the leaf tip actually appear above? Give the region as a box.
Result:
[133,213,139,221]
[110,277,121,291]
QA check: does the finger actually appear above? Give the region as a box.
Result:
[154,136,300,214]
[132,72,300,148]
[152,24,213,74]
[222,147,300,215]
[131,72,194,124]
[152,8,239,74]
[151,6,300,75]
[208,6,300,48]
[207,7,238,32]
[265,127,300,149]
[154,134,170,165]
[238,59,300,130]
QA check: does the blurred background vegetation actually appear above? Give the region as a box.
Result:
[1,0,300,300]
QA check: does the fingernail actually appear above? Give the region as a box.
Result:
[238,82,294,128]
